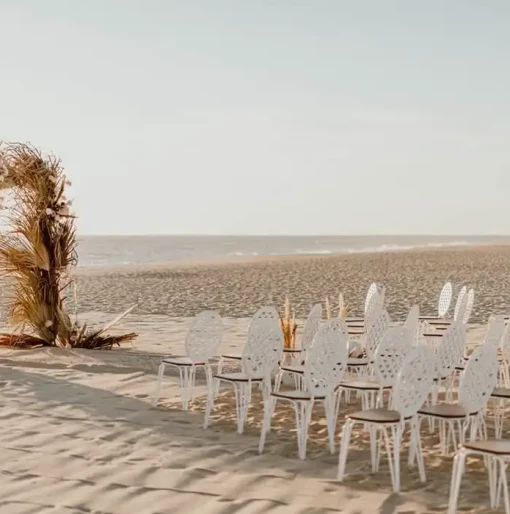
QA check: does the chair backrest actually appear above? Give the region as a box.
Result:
[392,345,435,419]
[364,308,391,360]
[301,303,323,352]
[484,315,506,350]
[185,310,224,362]
[304,318,349,396]
[374,325,413,388]
[459,343,499,414]
[437,281,453,318]
[462,289,475,324]
[501,322,510,360]
[453,286,467,321]
[242,306,283,379]
[364,282,378,315]
[404,305,420,339]
[434,321,466,379]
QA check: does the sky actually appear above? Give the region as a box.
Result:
[0,0,509,236]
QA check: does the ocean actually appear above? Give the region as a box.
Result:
[76,235,510,268]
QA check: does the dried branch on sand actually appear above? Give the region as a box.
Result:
[0,142,137,349]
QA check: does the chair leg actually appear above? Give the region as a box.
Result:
[215,357,224,395]
[294,400,313,460]
[447,451,466,514]
[499,459,510,514]
[153,362,166,407]
[203,376,217,429]
[381,426,397,491]
[180,365,196,411]
[413,418,427,483]
[337,419,354,480]
[323,395,336,454]
[274,369,284,392]
[495,400,505,439]
[391,424,403,492]
[259,395,277,454]
[488,455,499,509]
[233,381,251,435]
[369,424,378,473]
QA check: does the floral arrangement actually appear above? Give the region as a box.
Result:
[325,293,349,319]
[0,142,136,349]
[279,296,297,349]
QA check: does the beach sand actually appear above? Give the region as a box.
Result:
[0,247,509,513]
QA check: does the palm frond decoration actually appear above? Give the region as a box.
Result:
[0,142,137,349]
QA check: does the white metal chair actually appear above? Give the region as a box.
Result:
[364,282,379,315]
[338,344,435,492]
[456,315,506,373]
[216,306,281,375]
[339,325,412,410]
[204,306,283,434]
[274,303,323,391]
[347,305,390,376]
[153,310,224,410]
[462,288,475,324]
[259,318,348,459]
[454,286,468,322]
[448,440,510,514]
[500,322,510,387]
[418,342,499,455]
[404,305,420,343]
[421,281,453,321]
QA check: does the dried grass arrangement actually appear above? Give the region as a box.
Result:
[279,296,297,350]
[325,293,349,319]
[0,143,136,349]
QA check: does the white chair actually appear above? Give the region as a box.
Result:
[418,341,499,455]
[204,306,283,434]
[404,305,420,343]
[456,315,505,373]
[364,282,379,315]
[421,281,453,321]
[153,310,223,410]
[216,306,280,375]
[448,440,510,514]
[338,344,435,492]
[347,306,390,376]
[259,318,348,459]
[462,288,475,324]
[500,322,510,387]
[339,325,412,410]
[274,303,323,391]
[454,286,468,322]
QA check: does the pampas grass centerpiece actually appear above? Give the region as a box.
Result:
[279,296,297,349]
[0,142,136,349]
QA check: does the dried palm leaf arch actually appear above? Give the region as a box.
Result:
[0,142,136,348]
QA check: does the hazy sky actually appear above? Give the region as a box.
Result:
[0,1,509,235]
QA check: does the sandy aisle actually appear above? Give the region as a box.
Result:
[0,314,506,513]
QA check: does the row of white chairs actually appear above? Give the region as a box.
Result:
[153,283,510,513]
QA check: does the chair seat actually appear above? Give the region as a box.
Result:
[492,387,510,399]
[283,348,302,354]
[339,379,388,391]
[462,440,510,456]
[349,408,402,424]
[221,353,242,360]
[214,372,263,382]
[162,356,205,366]
[347,357,369,367]
[280,364,305,374]
[418,404,470,419]
[272,390,326,401]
